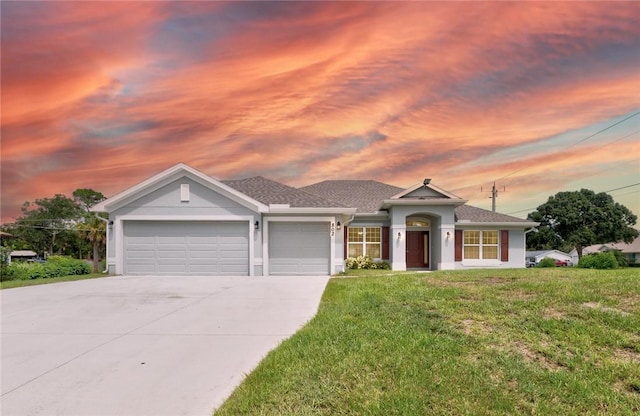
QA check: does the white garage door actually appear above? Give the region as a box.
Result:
[124,221,248,275]
[269,222,330,275]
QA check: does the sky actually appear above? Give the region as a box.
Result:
[1,1,639,224]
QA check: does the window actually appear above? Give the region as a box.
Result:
[463,230,498,260]
[348,227,381,259]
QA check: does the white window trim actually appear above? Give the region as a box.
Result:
[347,226,382,260]
[461,230,501,265]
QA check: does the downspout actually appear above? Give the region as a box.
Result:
[523,227,538,266]
[344,214,356,226]
[94,215,110,273]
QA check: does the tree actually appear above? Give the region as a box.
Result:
[527,189,638,259]
[73,189,105,212]
[76,215,106,272]
[12,194,84,256]
[73,188,107,270]
[9,189,106,261]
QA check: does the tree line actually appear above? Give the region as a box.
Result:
[1,189,106,272]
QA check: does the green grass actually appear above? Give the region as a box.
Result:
[0,273,108,289]
[215,268,640,415]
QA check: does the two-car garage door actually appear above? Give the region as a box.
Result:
[124,221,248,275]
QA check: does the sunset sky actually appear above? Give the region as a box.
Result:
[2,1,639,224]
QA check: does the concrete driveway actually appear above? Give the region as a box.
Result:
[1,275,329,416]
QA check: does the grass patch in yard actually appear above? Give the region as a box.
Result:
[215,268,640,415]
[0,273,108,289]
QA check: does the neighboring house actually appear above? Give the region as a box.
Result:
[8,250,38,264]
[91,163,538,276]
[525,250,572,266]
[569,236,640,265]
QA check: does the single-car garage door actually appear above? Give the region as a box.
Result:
[124,221,248,275]
[269,222,330,275]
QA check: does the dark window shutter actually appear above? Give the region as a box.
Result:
[381,226,390,260]
[455,230,463,261]
[501,230,509,261]
[344,226,348,259]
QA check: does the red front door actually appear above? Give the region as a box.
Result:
[406,231,429,268]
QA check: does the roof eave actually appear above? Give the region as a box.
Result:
[267,207,358,215]
[354,211,390,218]
[381,199,468,209]
[455,221,540,228]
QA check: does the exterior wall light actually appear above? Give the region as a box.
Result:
[255,221,259,230]
[336,221,341,230]
[397,232,402,240]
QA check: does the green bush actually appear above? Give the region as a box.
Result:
[609,250,628,267]
[1,256,91,281]
[537,257,556,268]
[578,252,618,269]
[345,255,390,270]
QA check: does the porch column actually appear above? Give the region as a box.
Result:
[390,225,406,270]
[439,223,456,270]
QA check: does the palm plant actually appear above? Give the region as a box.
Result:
[76,215,106,273]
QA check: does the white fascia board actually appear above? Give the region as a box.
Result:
[391,182,464,200]
[267,207,358,215]
[353,212,390,219]
[380,198,468,209]
[455,221,539,228]
[90,163,268,213]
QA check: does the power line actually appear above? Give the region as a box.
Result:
[606,183,640,193]
[495,111,640,182]
[505,182,640,215]
[2,225,79,231]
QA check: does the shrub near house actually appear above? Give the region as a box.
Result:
[0,256,91,281]
[345,255,390,270]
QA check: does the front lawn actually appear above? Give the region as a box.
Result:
[215,268,640,415]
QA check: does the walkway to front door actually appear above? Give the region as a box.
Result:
[406,231,429,268]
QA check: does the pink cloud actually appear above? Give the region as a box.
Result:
[2,1,639,223]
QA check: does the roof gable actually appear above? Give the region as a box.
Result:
[392,182,463,200]
[91,163,268,213]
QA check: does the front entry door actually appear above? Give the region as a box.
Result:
[406,231,429,268]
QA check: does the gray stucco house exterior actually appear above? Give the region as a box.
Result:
[92,163,538,276]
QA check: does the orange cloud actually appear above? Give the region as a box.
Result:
[2,1,639,223]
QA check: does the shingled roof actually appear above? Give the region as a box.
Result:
[225,175,535,225]
[454,205,532,223]
[223,176,346,208]
[300,180,404,213]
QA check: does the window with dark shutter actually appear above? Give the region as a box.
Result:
[344,227,348,259]
[501,230,509,261]
[382,226,390,260]
[455,230,463,261]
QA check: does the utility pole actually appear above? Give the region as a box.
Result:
[481,182,506,212]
